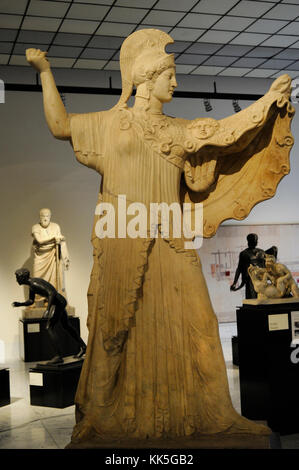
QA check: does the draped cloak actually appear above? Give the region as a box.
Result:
[67,88,294,446]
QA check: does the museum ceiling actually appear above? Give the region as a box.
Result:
[0,0,299,79]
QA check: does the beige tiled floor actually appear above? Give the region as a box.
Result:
[0,322,298,450]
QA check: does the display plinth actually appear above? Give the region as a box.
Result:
[29,356,83,408]
[0,368,10,407]
[231,335,239,366]
[22,304,75,320]
[66,428,271,449]
[19,316,81,362]
[237,301,299,434]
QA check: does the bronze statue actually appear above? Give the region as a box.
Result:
[13,268,86,364]
[230,233,266,299]
[25,28,294,447]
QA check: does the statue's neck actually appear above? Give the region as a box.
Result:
[133,95,163,115]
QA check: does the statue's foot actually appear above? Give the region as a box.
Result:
[74,346,86,359]
[46,355,64,365]
[225,414,271,436]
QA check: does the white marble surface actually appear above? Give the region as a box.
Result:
[0,322,298,449]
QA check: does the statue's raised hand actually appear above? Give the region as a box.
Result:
[26,48,50,73]
[269,74,291,96]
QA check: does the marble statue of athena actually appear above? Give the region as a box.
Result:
[26,28,294,448]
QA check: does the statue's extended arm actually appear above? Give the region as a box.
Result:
[12,288,35,308]
[26,49,70,140]
[218,74,292,147]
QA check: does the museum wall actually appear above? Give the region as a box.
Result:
[1,69,299,362]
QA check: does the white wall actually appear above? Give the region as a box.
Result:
[0,68,298,361]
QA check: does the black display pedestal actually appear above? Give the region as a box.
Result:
[237,301,299,434]
[29,356,83,408]
[0,368,10,406]
[19,317,81,362]
[231,335,239,366]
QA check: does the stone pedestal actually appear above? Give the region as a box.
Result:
[29,356,83,408]
[19,316,81,362]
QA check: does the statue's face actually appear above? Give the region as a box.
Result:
[40,210,51,228]
[265,257,275,269]
[16,273,26,285]
[151,67,177,103]
[188,118,218,140]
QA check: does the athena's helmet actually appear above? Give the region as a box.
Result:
[115,29,175,108]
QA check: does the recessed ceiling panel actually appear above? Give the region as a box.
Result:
[143,10,185,27]
[22,16,61,32]
[245,68,280,77]
[230,32,271,45]
[175,54,207,65]
[219,67,252,76]
[186,43,223,54]
[246,46,283,57]
[212,16,255,31]
[105,7,148,23]
[18,30,55,44]
[154,0,198,12]
[264,4,299,20]
[179,13,221,29]
[170,27,205,41]
[95,22,136,36]
[192,0,240,15]
[233,57,268,67]
[229,1,275,18]
[67,4,110,21]
[262,35,299,47]
[27,0,69,18]
[203,55,239,66]
[246,19,289,34]
[0,0,28,15]
[0,28,19,41]
[73,58,107,69]
[197,30,239,43]
[0,14,22,29]
[217,44,254,55]
[191,65,225,75]
[60,19,99,35]
[54,32,91,47]
[49,45,84,58]
[80,47,114,60]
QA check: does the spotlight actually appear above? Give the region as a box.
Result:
[232,99,241,113]
[203,98,212,112]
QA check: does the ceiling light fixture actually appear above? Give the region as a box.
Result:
[203,98,212,112]
[232,99,241,113]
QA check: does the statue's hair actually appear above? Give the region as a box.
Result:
[39,208,51,215]
[247,233,258,246]
[15,268,30,279]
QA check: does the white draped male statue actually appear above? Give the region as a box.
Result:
[32,208,69,296]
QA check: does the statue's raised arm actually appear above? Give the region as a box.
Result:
[26,48,71,140]
[181,72,295,238]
